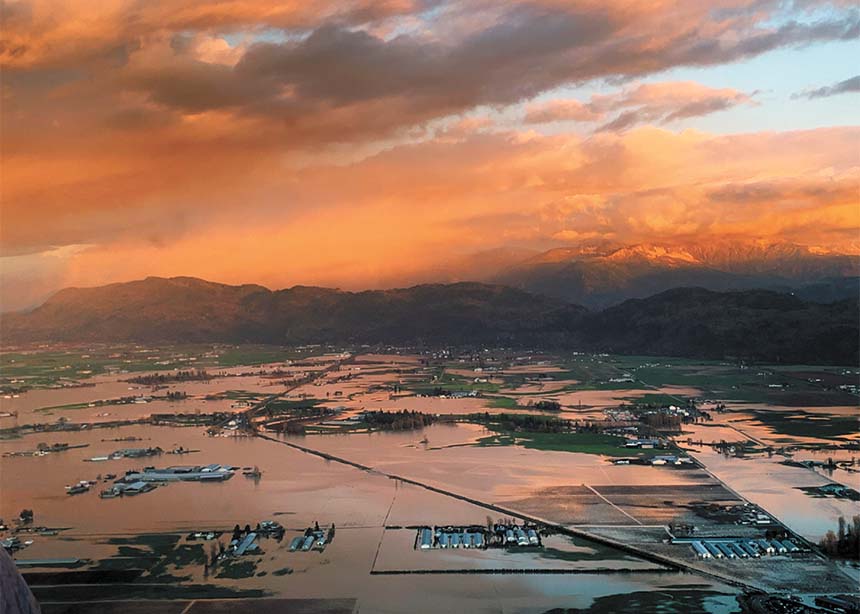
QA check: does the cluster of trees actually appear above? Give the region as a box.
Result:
[533,400,562,411]
[0,385,28,395]
[712,439,754,458]
[467,412,610,435]
[764,528,790,540]
[490,413,574,433]
[282,422,306,435]
[820,515,860,560]
[152,411,230,425]
[253,368,290,377]
[165,391,188,401]
[266,405,327,419]
[363,410,437,431]
[127,369,212,385]
[232,524,255,541]
[577,421,608,433]
[640,412,683,431]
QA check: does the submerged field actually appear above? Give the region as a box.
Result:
[1,345,858,611]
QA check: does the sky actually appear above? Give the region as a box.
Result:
[1,0,859,310]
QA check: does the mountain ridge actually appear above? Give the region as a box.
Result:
[2,276,857,365]
[490,240,859,308]
[1,277,583,347]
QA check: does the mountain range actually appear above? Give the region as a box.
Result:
[484,241,859,308]
[2,276,857,365]
[0,277,583,347]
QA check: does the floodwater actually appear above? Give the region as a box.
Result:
[7,349,858,610]
[0,370,308,426]
[1,422,741,612]
[300,424,714,501]
[683,423,860,542]
[2,420,716,529]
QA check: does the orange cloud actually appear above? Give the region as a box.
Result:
[525,99,603,123]
[3,124,856,309]
[0,0,419,69]
[2,0,858,308]
[526,82,755,130]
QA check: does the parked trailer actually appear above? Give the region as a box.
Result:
[703,542,723,558]
[716,543,736,559]
[289,536,304,551]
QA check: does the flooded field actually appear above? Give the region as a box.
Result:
[1,421,745,611]
[2,346,858,610]
[681,422,860,541]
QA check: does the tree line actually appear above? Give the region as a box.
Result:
[363,410,437,431]
[127,369,212,385]
[819,515,860,560]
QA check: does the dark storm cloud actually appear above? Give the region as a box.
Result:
[117,4,858,137]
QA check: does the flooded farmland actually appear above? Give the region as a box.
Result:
[2,346,858,611]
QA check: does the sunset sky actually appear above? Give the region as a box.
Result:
[2,0,859,310]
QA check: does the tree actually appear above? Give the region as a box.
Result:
[821,530,838,555]
[819,515,860,560]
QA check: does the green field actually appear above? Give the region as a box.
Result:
[265,398,323,411]
[475,429,659,457]
[585,355,858,406]
[748,409,860,439]
[35,401,102,413]
[487,396,521,409]
[622,393,689,406]
[405,370,501,395]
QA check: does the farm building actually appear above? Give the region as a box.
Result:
[420,528,433,549]
[691,541,711,559]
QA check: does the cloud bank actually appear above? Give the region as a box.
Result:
[1,0,858,308]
